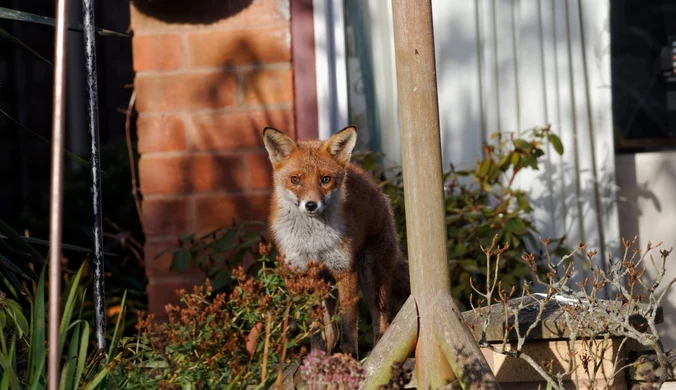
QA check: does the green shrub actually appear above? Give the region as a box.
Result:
[352,126,568,310]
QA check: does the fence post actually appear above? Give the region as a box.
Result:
[82,0,106,350]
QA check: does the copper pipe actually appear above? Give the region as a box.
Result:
[48,0,69,387]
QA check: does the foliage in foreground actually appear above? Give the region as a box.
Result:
[0,263,128,390]
[468,235,676,390]
[109,245,332,389]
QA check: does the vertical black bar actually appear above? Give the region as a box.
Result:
[82,0,106,350]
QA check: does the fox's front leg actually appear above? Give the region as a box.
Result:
[335,270,359,359]
[310,296,338,353]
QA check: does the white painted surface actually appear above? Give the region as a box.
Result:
[616,152,676,350]
[430,0,620,285]
[313,0,349,140]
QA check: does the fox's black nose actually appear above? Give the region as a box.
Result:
[305,201,318,211]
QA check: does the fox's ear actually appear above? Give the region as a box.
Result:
[324,126,357,165]
[263,127,297,164]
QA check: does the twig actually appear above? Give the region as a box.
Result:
[124,90,143,231]
[275,302,292,389]
[261,312,273,386]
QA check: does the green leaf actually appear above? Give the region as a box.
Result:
[0,27,51,65]
[83,367,109,390]
[107,290,128,363]
[74,321,90,389]
[0,352,19,390]
[172,248,192,272]
[28,268,46,387]
[0,108,95,172]
[504,218,527,235]
[211,230,237,252]
[548,133,564,155]
[478,159,491,177]
[513,139,531,151]
[0,311,5,329]
[62,319,82,390]
[4,299,28,338]
[0,7,129,37]
[0,234,117,256]
[0,218,44,261]
[59,264,84,359]
[209,271,232,291]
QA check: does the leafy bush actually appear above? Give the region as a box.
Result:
[161,221,273,293]
[109,245,332,389]
[352,126,568,310]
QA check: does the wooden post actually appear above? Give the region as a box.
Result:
[361,1,501,388]
[390,0,455,387]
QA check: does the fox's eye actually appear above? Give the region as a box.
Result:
[290,176,300,184]
[321,176,331,184]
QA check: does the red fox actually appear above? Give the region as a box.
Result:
[262,126,410,358]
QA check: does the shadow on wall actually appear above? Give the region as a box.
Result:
[132,0,293,237]
[131,0,254,24]
[615,153,676,351]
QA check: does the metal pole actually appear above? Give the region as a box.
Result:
[390,0,455,387]
[82,0,106,350]
[48,0,69,387]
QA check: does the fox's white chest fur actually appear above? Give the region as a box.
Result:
[271,205,351,273]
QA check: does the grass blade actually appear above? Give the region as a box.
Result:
[0,7,128,37]
[74,321,90,389]
[0,352,19,390]
[0,252,38,280]
[0,217,44,261]
[0,108,94,171]
[62,319,82,390]
[0,234,118,257]
[27,268,46,386]
[107,290,127,362]
[0,27,52,65]
[83,367,108,390]
[59,264,84,359]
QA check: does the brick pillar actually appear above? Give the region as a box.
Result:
[130,0,295,315]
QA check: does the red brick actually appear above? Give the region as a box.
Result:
[147,276,205,316]
[130,0,288,33]
[132,34,182,71]
[137,115,187,153]
[246,151,273,190]
[190,110,294,151]
[144,239,205,278]
[135,72,236,112]
[243,68,293,105]
[195,193,271,232]
[139,154,244,195]
[188,27,290,67]
[142,198,191,236]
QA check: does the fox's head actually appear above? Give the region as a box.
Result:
[263,126,357,217]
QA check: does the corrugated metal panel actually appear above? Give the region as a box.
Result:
[432,0,620,281]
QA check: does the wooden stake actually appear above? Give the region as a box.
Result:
[361,295,418,389]
[433,292,501,389]
[390,0,455,387]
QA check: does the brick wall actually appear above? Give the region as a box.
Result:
[130,0,298,315]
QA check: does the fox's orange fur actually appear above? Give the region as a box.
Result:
[262,126,410,358]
